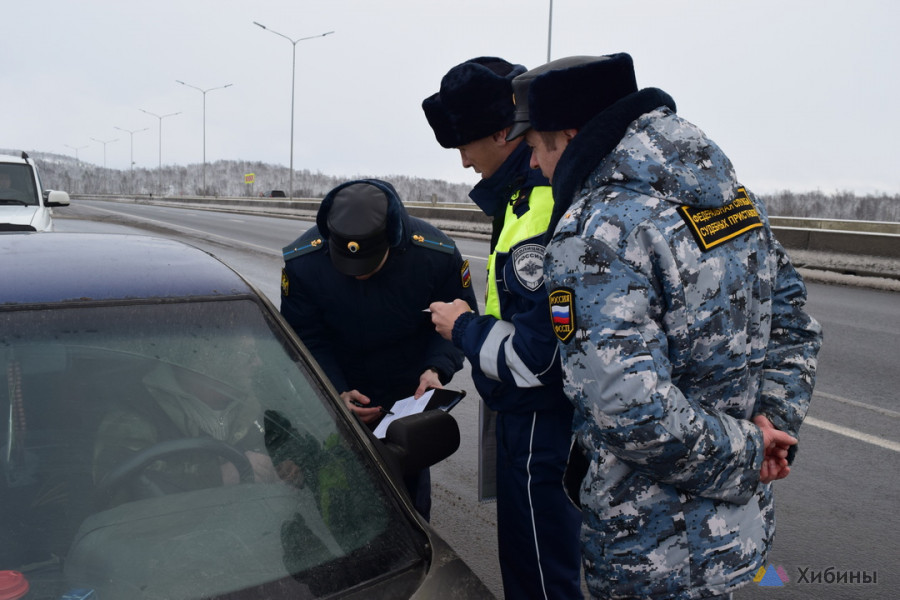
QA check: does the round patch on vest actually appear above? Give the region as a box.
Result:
[512,243,545,292]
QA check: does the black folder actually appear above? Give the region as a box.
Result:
[424,388,466,412]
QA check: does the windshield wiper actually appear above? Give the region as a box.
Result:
[0,198,30,206]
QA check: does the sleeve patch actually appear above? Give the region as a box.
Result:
[678,187,763,252]
[281,268,290,297]
[549,288,576,343]
[460,259,472,288]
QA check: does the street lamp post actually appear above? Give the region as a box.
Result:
[175,80,233,194]
[140,108,181,195]
[90,137,118,169]
[547,0,554,61]
[113,126,149,176]
[64,144,89,163]
[254,21,333,199]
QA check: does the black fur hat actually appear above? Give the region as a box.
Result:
[423,57,527,148]
[507,53,638,140]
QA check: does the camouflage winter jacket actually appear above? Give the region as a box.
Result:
[543,89,823,599]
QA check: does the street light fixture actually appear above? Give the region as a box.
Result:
[90,137,118,169]
[175,79,233,194]
[140,108,181,195]
[113,126,150,176]
[64,144,89,163]
[254,21,334,199]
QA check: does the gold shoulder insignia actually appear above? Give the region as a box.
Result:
[282,237,324,261]
[410,232,455,254]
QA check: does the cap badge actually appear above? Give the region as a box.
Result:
[347,241,360,253]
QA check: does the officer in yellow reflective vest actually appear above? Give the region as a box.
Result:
[423,57,583,600]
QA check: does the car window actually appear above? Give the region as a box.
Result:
[0,163,38,206]
[0,298,426,599]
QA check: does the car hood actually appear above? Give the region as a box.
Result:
[0,205,49,231]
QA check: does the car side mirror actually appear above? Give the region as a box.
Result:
[379,410,460,477]
[44,190,71,207]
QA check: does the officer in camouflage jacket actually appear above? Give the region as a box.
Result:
[508,54,823,599]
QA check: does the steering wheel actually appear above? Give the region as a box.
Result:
[95,438,255,506]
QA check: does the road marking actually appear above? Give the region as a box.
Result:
[79,202,280,256]
[804,416,900,453]
[814,390,900,419]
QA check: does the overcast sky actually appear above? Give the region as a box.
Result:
[3,0,897,195]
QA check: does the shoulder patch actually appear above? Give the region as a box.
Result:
[512,243,545,291]
[460,260,472,288]
[281,268,290,297]
[548,288,576,344]
[282,234,325,261]
[410,232,455,254]
[678,187,763,252]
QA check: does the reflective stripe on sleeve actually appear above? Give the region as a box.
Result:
[480,320,543,387]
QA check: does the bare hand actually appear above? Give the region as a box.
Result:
[430,299,472,340]
[753,414,796,484]
[341,390,382,424]
[415,368,442,398]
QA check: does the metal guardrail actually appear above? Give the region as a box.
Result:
[72,194,900,259]
[768,217,899,259]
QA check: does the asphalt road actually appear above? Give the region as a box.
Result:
[55,200,900,599]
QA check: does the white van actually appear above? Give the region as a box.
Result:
[0,152,70,232]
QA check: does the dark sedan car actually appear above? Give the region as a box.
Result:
[0,232,494,599]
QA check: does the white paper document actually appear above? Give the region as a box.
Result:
[372,389,436,439]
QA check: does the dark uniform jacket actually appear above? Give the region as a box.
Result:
[280,180,475,408]
[452,143,567,413]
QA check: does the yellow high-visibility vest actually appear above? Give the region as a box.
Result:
[484,185,554,319]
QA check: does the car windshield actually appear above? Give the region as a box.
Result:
[1,297,426,599]
[0,163,38,206]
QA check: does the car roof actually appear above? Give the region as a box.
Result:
[0,232,256,305]
[0,154,28,165]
